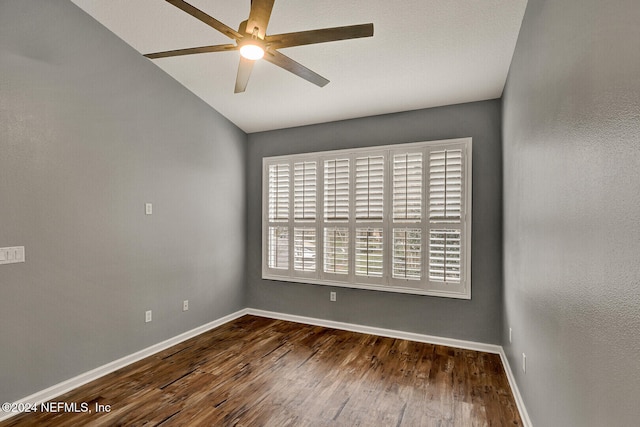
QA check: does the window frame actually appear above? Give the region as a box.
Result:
[262,137,472,299]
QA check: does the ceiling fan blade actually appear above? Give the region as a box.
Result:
[165,0,242,40]
[144,44,237,59]
[263,49,329,87]
[246,0,275,38]
[235,57,256,93]
[266,23,374,49]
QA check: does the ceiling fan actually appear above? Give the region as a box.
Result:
[144,0,374,93]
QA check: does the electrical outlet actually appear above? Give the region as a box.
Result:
[522,353,526,373]
[145,310,152,323]
[330,291,336,302]
[509,327,512,343]
[145,203,153,215]
[183,300,189,311]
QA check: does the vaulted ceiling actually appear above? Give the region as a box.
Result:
[71,0,527,133]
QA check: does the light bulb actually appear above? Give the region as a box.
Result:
[240,44,264,60]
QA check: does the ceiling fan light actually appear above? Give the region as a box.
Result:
[240,44,264,60]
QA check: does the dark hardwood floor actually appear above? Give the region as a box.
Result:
[1,315,522,426]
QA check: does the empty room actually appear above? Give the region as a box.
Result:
[1,0,638,425]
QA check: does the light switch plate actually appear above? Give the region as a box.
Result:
[145,203,153,215]
[0,247,25,265]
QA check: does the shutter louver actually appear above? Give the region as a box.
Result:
[356,156,384,220]
[355,228,383,277]
[294,161,316,221]
[324,227,349,274]
[429,150,462,222]
[428,229,461,282]
[268,226,289,269]
[393,228,421,280]
[324,159,350,221]
[294,228,316,272]
[393,153,422,221]
[268,164,290,221]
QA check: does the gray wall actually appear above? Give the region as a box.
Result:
[502,0,640,425]
[247,100,503,344]
[0,0,246,403]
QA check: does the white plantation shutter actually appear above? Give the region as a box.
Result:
[294,228,316,272]
[428,230,461,282]
[393,153,422,221]
[356,156,384,220]
[268,164,289,221]
[427,147,465,286]
[324,159,349,221]
[355,155,384,279]
[267,163,290,272]
[263,138,470,299]
[391,151,424,283]
[393,228,422,280]
[294,161,316,221]
[324,227,349,274]
[323,158,350,276]
[267,226,289,269]
[429,150,462,221]
[355,228,384,277]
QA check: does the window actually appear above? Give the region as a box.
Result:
[262,138,472,299]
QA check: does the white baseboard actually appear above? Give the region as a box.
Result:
[1,307,530,426]
[498,348,533,427]
[0,308,249,422]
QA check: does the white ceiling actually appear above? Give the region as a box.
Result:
[71,0,527,133]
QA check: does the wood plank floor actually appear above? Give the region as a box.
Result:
[1,315,522,426]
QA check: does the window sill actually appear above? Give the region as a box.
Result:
[261,273,471,299]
